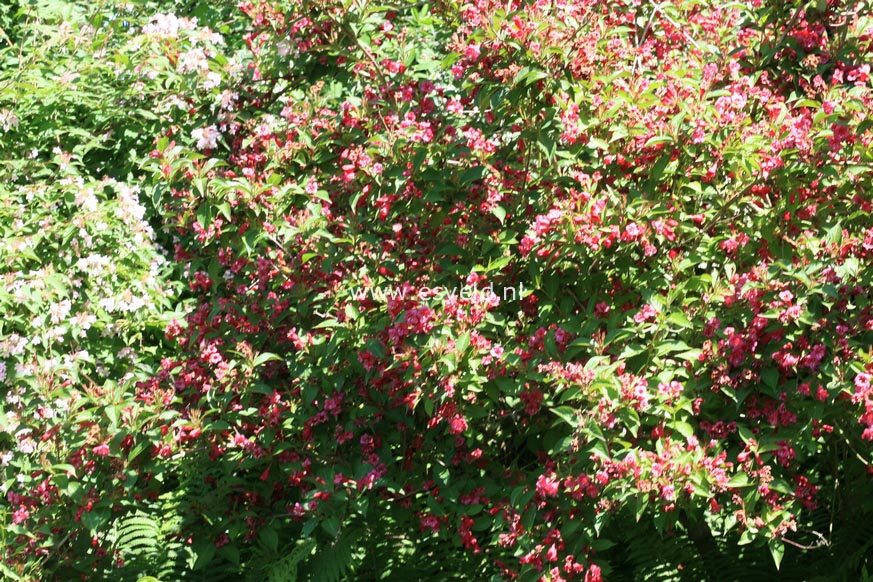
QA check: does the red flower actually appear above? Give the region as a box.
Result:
[449,415,468,434]
[584,564,603,582]
[536,472,560,498]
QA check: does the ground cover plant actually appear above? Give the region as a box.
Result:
[1,0,873,580]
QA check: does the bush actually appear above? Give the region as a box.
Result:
[2,0,873,580]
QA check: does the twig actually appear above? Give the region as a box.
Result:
[43,530,73,566]
[759,2,805,69]
[782,529,830,550]
[835,423,872,467]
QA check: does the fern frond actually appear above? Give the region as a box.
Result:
[303,526,364,582]
[260,538,317,582]
[106,509,191,582]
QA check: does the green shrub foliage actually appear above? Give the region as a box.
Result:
[2,0,873,580]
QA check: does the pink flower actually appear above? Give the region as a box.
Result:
[662,484,675,501]
[633,304,658,324]
[536,472,560,497]
[463,43,481,60]
[585,563,603,582]
[594,302,610,318]
[420,514,441,532]
[546,544,558,562]
[12,507,29,525]
[658,381,683,401]
[449,415,468,434]
[519,235,537,255]
[92,443,110,457]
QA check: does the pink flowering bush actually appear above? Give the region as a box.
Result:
[2,0,873,580]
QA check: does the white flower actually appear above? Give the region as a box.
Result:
[1,334,27,358]
[73,312,97,329]
[77,254,112,277]
[142,13,197,38]
[74,187,98,212]
[165,95,188,111]
[202,71,222,90]
[116,183,147,225]
[0,361,6,383]
[49,299,73,324]
[15,430,35,454]
[47,326,66,342]
[0,109,19,132]
[178,48,210,73]
[219,90,238,111]
[191,125,220,150]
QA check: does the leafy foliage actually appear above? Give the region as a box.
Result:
[2,0,873,580]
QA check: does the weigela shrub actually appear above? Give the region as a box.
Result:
[2,0,873,580]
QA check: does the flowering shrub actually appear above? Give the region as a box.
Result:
[2,0,873,580]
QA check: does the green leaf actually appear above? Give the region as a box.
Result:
[769,539,784,570]
[588,137,609,150]
[551,406,578,426]
[635,496,650,522]
[192,536,216,570]
[762,367,778,390]
[673,420,695,439]
[259,527,279,553]
[321,517,341,537]
[217,201,232,221]
[668,312,692,328]
[644,135,673,148]
[455,332,470,354]
[105,405,118,428]
[492,205,507,224]
[81,508,110,532]
[252,352,283,367]
[726,473,752,488]
[589,439,611,460]
[220,543,240,566]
